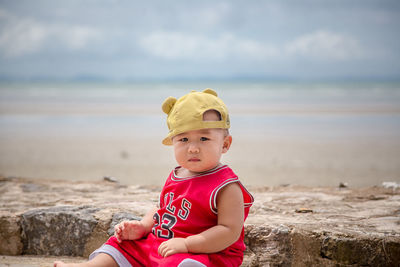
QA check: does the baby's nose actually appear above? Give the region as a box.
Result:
[188,143,200,153]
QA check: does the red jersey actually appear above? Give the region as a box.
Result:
[152,165,254,258]
[101,165,253,266]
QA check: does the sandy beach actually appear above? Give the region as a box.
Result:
[1,132,400,187]
[1,82,400,187]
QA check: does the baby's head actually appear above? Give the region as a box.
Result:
[162,89,232,173]
[161,89,230,145]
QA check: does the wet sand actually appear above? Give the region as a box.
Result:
[1,131,399,187]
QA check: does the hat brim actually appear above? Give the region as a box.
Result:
[162,136,173,146]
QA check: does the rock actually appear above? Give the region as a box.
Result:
[1,177,399,266]
[21,206,99,256]
[20,183,48,193]
[103,176,119,183]
[320,235,400,266]
[120,150,129,159]
[0,215,23,255]
[244,224,292,266]
[83,210,113,258]
[295,207,313,213]
[290,229,330,266]
[244,225,400,267]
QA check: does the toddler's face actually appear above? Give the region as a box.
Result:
[172,128,231,175]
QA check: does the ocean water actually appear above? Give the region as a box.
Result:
[1,81,400,186]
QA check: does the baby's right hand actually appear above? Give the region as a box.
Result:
[114,220,148,243]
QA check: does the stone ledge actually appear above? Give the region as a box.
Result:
[0,255,86,267]
[1,177,399,266]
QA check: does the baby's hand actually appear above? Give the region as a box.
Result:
[158,238,188,257]
[114,220,148,243]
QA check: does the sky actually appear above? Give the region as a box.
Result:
[0,0,399,81]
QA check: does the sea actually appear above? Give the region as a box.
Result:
[1,81,399,187]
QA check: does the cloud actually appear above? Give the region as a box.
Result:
[139,30,364,63]
[55,25,103,50]
[0,10,47,57]
[285,30,364,60]
[139,31,278,61]
[177,2,232,29]
[0,9,103,57]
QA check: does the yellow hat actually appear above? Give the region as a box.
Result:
[161,88,230,145]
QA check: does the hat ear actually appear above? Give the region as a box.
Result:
[162,96,177,114]
[203,88,218,97]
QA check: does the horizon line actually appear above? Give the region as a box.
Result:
[0,75,399,84]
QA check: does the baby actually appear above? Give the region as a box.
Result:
[55,89,253,267]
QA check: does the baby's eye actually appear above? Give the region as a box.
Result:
[180,137,189,142]
[200,137,209,141]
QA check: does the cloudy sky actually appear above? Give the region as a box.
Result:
[0,0,399,81]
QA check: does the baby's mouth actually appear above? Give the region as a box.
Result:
[188,158,200,162]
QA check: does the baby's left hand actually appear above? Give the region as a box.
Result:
[158,238,188,257]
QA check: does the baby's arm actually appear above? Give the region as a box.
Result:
[158,183,244,257]
[114,207,158,243]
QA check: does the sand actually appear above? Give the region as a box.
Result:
[1,82,399,187]
[1,131,399,187]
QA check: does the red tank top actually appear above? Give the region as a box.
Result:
[152,165,254,256]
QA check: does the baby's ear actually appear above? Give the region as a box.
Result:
[162,96,177,114]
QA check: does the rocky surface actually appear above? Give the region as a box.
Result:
[0,176,399,266]
[21,206,99,256]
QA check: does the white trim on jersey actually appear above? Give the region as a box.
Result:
[210,179,254,214]
[240,181,255,208]
[171,164,228,181]
[209,177,239,214]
